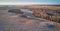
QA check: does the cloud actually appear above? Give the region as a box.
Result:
[0,2,59,5]
[0,2,40,5]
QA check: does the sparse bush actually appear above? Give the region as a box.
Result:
[8,9,23,14]
[18,14,26,17]
[56,18,60,23]
[30,8,60,23]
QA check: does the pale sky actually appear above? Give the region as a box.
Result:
[0,0,60,5]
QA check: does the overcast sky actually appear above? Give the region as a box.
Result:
[0,0,60,5]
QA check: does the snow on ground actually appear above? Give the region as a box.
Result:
[0,10,59,31]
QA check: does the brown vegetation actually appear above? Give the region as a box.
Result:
[29,6,60,23]
[8,9,23,14]
[8,6,60,23]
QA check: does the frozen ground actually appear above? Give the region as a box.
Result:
[0,10,60,31]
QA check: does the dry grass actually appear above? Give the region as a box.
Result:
[29,6,60,10]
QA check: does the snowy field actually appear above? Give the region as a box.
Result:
[0,10,60,31]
